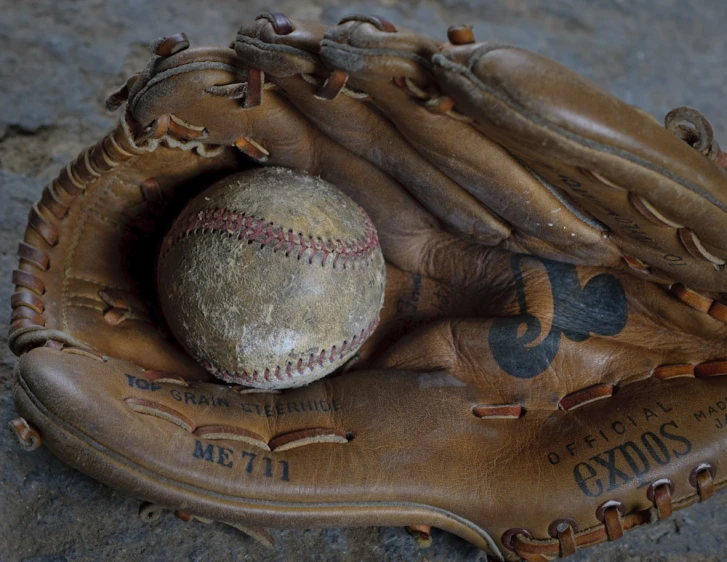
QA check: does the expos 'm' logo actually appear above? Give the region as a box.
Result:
[489,256,628,379]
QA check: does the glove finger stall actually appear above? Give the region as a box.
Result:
[433,42,727,293]
[317,17,622,267]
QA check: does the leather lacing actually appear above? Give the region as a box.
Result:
[138,502,275,549]
[7,418,41,451]
[665,106,727,168]
[471,357,727,418]
[670,283,727,323]
[123,395,350,452]
[120,367,353,452]
[503,462,718,560]
[8,120,142,355]
[405,524,434,548]
[247,12,376,104]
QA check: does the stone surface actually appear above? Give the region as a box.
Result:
[1,1,726,560]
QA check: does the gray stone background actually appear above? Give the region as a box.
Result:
[1,0,726,560]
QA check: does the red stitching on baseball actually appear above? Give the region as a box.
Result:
[161,208,380,267]
[204,317,379,385]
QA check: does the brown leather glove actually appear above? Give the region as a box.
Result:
[9,14,727,561]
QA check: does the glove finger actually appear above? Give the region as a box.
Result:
[235,15,510,247]
[131,35,521,287]
[433,41,727,293]
[374,256,727,411]
[13,346,727,561]
[315,16,622,267]
[130,41,479,278]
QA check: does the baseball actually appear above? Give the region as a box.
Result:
[157,167,386,389]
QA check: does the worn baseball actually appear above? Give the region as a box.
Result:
[157,167,386,389]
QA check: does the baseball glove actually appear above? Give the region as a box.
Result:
[9,13,727,561]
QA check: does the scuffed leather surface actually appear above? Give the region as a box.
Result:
[8,12,727,561]
[14,348,727,560]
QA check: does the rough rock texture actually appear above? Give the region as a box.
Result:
[2,1,726,560]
